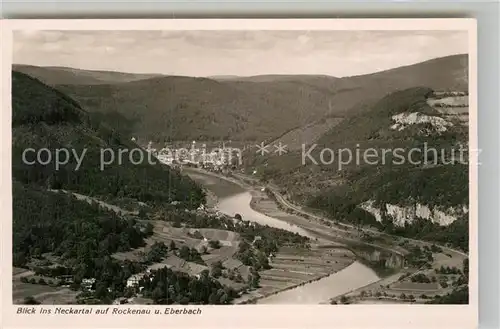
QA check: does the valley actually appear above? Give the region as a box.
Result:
[186,168,468,304]
[11,51,470,306]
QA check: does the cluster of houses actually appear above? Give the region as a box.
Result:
[137,140,241,171]
[126,255,210,289]
[55,275,96,291]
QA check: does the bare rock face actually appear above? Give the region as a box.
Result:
[360,200,468,227]
[390,112,453,133]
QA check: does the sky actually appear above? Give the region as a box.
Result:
[13,30,468,77]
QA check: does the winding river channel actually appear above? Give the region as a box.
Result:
[187,170,380,304]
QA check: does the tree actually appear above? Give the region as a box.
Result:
[179,246,191,260]
[256,251,270,270]
[219,292,229,304]
[191,230,204,239]
[95,282,108,299]
[123,287,135,298]
[23,296,40,305]
[340,296,349,304]
[147,242,168,263]
[152,286,163,302]
[211,261,223,278]
[143,223,154,235]
[70,282,80,291]
[208,292,219,304]
[13,252,27,267]
[234,213,242,221]
[169,240,177,250]
[172,218,182,228]
[138,207,147,219]
[248,268,260,289]
[234,273,244,283]
[200,246,208,254]
[208,240,221,249]
[463,258,469,277]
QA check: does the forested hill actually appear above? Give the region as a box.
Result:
[12,71,205,268]
[248,87,469,251]
[13,64,162,85]
[18,54,467,143]
[12,70,204,206]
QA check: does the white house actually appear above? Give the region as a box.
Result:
[252,236,262,245]
[81,278,96,291]
[126,274,143,288]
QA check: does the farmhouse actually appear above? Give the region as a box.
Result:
[195,240,210,253]
[126,274,142,288]
[81,278,96,291]
[252,236,262,245]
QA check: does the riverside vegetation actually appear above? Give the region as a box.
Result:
[13,53,470,304]
[12,71,309,305]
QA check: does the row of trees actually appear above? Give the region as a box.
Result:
[139,267,238,304]
[13,182,151,268]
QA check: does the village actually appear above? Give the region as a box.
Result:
[139,140,246,173]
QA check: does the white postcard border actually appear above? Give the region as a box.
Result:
[0,18,478,329]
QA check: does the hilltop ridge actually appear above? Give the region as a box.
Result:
[16,54,467,143]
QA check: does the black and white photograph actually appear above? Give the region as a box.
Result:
[7,21,475,312]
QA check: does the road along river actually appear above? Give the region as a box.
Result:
[186,169,380,304]
[218,192,315,239]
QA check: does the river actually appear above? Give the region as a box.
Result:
[186,169,381,304]
[218,192,315,238]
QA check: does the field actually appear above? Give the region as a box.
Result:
[427,95,469,126]
[112,208,357,303]
[331,246,467,304]
[113,220,240,263]
[268,117,343,152]
[12,268,79,304]
[245,246,355,301]
[427,96,468,107]
[113,220,243,281]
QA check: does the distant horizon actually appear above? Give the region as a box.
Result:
[13,30,468,77]
[13,53,467,79]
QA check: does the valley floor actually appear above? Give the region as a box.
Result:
[187,168,468,304]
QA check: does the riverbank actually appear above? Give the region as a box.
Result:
[256,261,378,304]
[237,262,354,305]
[185,168,385,304]
[186,168,360,245]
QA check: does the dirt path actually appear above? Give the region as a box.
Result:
[49,189,138,216]
[186,168,468,303]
